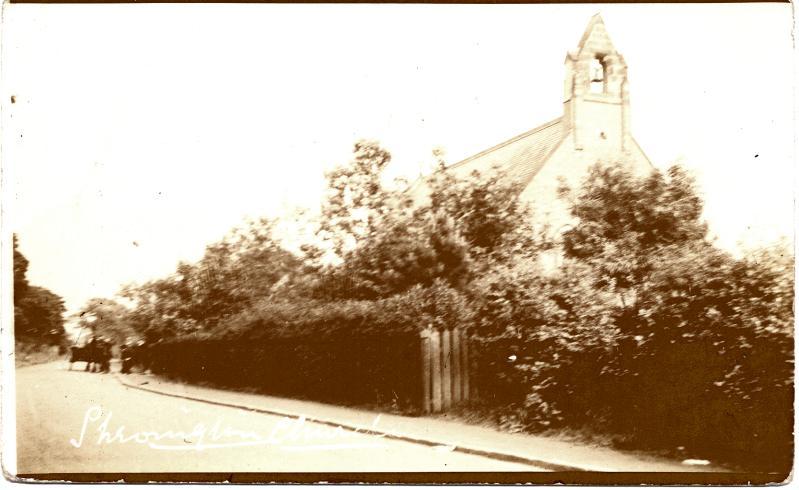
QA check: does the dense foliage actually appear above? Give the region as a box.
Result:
[95,142,791,472]
[13,234,68,348]
[146,280,472,410]
[471,163,794,472]
[114,217,299,342]
[74,297,137,345]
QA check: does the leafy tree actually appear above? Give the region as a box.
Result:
[302,142,471,300]
[14,234,31,337]
[427,163,546,266]
[560,164,707,294]
[307,146,548,301]
[75,297,136,345]
[480,162,794,471]
[13,234,29,299]
[13,234,67,347]
[317,207,473,300]
[120,277,188,343]
[309,140,401,263]
[15,286,67,345]
[120,217,299,339]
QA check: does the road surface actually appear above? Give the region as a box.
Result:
[14,362,544,474]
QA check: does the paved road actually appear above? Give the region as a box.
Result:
[15,362,544,473]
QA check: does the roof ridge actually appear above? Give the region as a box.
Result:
[446,117,562,171]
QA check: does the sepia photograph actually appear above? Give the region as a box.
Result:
[1,2,795,484]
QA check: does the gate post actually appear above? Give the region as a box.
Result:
[461,329,470,401]
[452,328,462,403]
[430,328,442,412]
[420,327,432,414]
[441,329,452,410]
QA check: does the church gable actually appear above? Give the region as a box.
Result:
[411,14,652,218]
[518,130,652,230]
[574,13,622,64]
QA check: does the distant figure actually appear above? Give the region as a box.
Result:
[97,340,112,373]
[120,343,133,374]
[120,340,151,374]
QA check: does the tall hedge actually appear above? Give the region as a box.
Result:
[148,281,474,411]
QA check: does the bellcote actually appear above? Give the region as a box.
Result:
[564,14,629,102]
[563,14,632,152]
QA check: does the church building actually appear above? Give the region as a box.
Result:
[412,14,653,231]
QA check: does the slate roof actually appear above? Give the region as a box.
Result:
[411,117,565,202]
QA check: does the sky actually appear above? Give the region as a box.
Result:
[2,3,794,318]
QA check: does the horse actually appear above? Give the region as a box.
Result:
[69,339,112,373]
[69,343,97,372]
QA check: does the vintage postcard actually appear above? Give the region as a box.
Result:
[1,2,794,484]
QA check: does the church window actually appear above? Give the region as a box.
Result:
[589,55,606,94]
